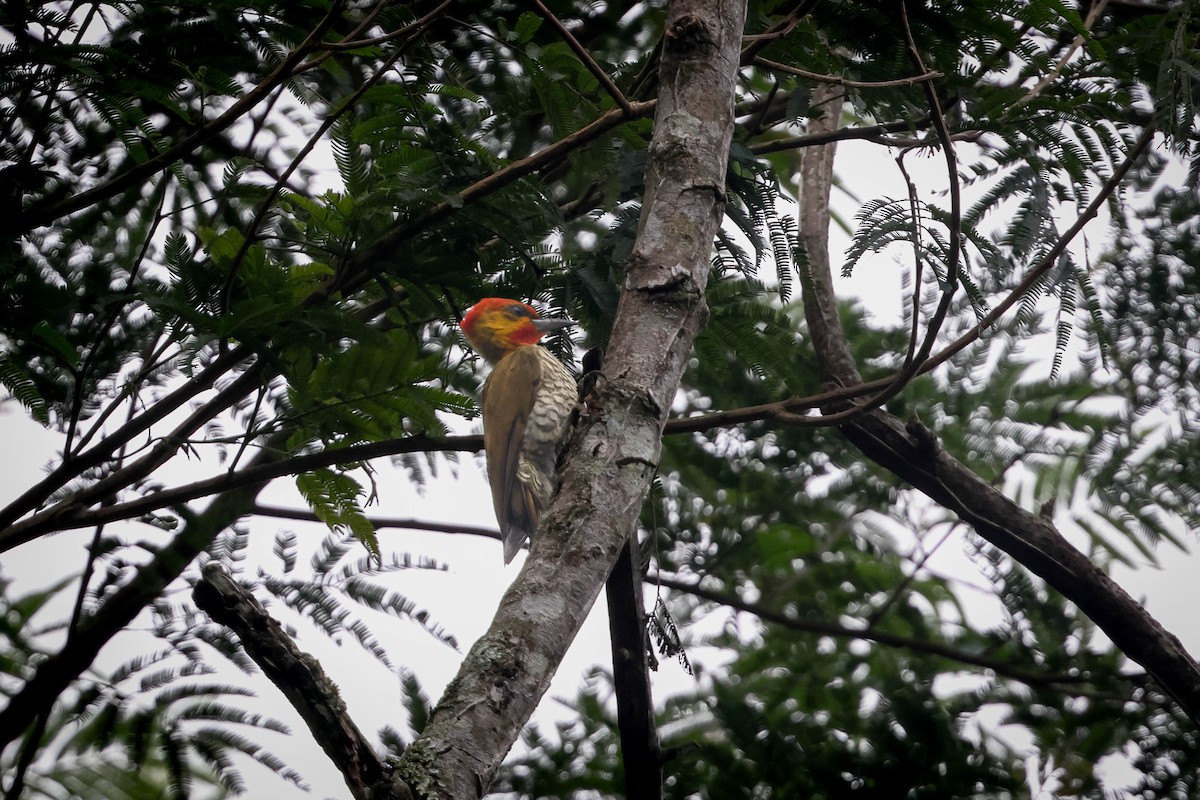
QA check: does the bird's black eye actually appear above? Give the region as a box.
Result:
[506,304,533,319]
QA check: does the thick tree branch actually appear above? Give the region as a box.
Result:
[798,84,858,388]
[841,416,1200,721]
[389,2,748,796]
[793,93,1200,721]
[193,564,401,800]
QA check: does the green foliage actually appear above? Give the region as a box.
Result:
[0,575,242,798]
[3,0,1200,796]
[296,469,381,563]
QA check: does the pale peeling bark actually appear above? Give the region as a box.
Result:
[388,1,749,797]
[796,85,1200,722]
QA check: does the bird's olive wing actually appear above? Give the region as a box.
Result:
[481,347,542,560]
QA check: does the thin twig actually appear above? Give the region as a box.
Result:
[254,503,503,541]
[296,0,452,73]
[865,524,958,627]
[896,149,925,368]
[0,432,481,550]
[301,0,397,54]
[750,117,932,155]
[653,573,1104,687]
[228,386,269,474]
[746,79,781,139]
[218,8,436,317]
[64,179,171,458]
[533,0,633,114]
[754,56,943,89]
[901,0,963,347]
[923,124,1156,373]
[341,99,656,296]
[1020,0,1110,105]
[0,344,257,533]
[21,0,349,230]
[0,436,293,754]
[739,0,819,58]
[626,37,663,102]
[70,333,183,456]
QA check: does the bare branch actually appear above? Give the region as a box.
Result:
[0,438,290,751]
[253,503,502,542]
[791,84,1200,719]
[0,360,269,551]
[753,56,942,88]
[1020,0,1110,105]
[193,564,400,800]
[739,0,818,57]
[896,1,963,363]
[301,0,449,57]
[750,117,930,155]
[20,1,349,230]
[0,346,258,535]
[653,574,1111,688]
[606,539,662,800]
[532,0,634,114]
[797,83,859,387]
[924,124,1156,371]
[0,432,482,552]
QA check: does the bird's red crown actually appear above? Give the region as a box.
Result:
[461,298,570,363]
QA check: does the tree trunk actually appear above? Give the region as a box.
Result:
[388,1,749,797]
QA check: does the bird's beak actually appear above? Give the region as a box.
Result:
[532,317,575,334]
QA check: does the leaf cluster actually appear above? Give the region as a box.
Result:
[4,0,1200,796]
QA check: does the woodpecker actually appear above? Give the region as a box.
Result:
[460,298,577,563]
